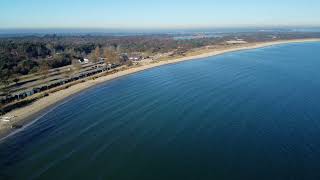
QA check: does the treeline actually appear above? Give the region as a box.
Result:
[1,32,320,80]
[0,34,219,79]
[0,40,72,76]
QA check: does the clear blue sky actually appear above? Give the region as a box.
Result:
[1,0,320,29]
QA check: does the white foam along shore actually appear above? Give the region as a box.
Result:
[1,38,320,140]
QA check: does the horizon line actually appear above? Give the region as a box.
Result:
[1,24,320,30]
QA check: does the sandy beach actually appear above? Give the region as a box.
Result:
[1,38,320,141]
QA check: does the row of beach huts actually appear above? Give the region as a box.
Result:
[0,63,119,105]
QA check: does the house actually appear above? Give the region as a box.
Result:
[78,58,89,64]
[129,56,142,61]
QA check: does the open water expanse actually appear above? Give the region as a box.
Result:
[1,42,320,179]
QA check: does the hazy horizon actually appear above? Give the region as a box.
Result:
[1,0,320,30]
[1,26,320,36]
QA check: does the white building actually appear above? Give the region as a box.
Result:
[79,58,89,64]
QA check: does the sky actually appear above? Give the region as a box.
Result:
[0,0,320,29]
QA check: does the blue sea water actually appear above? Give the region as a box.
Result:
[1,42,320,179]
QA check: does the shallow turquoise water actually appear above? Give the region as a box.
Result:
[1,42,320,179]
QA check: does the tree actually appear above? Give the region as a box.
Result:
[0,69,12,97]
[103,48,119,64]
[127,60,134,67]
[0,102,5,115]
[49,54,72,68]
[12,75,20,85]
[0,80,11,98]
[73,60,82,72]
[39,62,50,81]
[92,46,100,62]
[0,80,11,97]
[65,61,81,78]
[0,103,3,113]
[46,43,55,56]
[64,68,74,78]
[17,60,38,75]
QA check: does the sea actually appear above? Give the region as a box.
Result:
[1,42,320,179]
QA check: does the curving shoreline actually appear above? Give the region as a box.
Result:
[1,38,320,141]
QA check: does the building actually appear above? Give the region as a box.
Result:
[129,55,142,61]
[79,58,89,64]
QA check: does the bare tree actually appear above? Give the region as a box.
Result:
[39,62,50,81]
[66,60,82,78]
[73,62,82,72]
[0,79,11,97]
[64,68,74,78]
[0,103,4,115]
[46,43,55,56]
[103,47,119,64]
[0,70,12,97]
[91,46,100,63]
[11,74,20,85]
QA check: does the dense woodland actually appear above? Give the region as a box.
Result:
[1,32,320,81]
[0,34,218,79]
